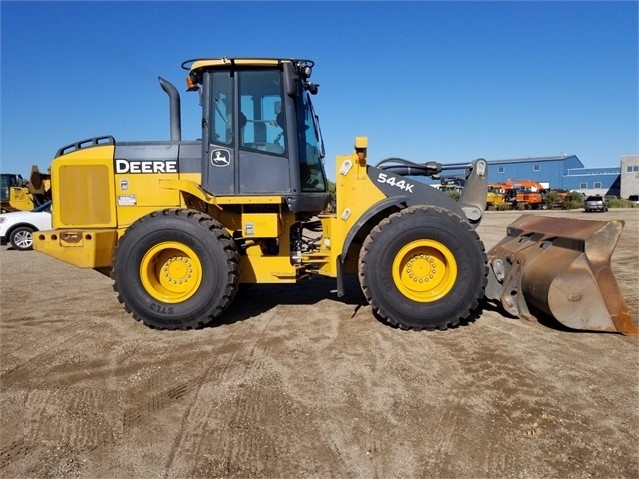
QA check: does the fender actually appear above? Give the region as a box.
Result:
[368,166,465,216]
[335,196,407,297]
[340,166,467,265]
[335,168,467,296]
[339,195,408,265]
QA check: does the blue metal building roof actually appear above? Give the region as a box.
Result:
[427,155,620,192]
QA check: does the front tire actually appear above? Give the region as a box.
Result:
[9,226,35,251]
[111,209,240,329]
[358,206,487,330]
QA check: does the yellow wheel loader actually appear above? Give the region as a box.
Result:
[33,58,636,334]
[1,166,51,213]
[1,173,23,212]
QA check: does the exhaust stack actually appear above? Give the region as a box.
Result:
[159,77,181,141]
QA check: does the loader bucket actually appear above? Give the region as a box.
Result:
[485,215,637,335]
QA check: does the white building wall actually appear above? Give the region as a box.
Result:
[620,155,639,199]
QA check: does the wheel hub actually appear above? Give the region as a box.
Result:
[405,254,438,283]
[393,240,457,302]
[162,256,193,285]
[401,253,445,292]
[141,242,203,303]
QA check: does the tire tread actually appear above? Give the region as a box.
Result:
[111,209,240,330]
[358,205,487,331]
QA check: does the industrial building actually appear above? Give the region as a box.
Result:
[432,154,639,199]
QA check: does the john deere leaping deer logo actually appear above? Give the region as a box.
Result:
[210,149,230,167]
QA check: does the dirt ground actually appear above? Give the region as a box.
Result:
[1,209,637,479]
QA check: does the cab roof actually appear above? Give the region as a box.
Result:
[182,57,314,73]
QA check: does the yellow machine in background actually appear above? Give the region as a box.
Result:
[1,166,51,212]
[33,58,636,335]
[0,173,24,212]
[486,183,507,210]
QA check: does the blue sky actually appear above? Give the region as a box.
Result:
[1,1,637,181]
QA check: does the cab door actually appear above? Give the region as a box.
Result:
[237,69,292,195]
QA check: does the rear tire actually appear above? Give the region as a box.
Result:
[111,209,240,329]
[358,205,487,330]
[9,226,35,251]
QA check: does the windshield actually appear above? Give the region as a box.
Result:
[299,92,326,192]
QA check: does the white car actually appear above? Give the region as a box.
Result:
[0,202,52,251]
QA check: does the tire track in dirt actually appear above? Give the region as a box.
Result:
[161,311,278,478]
[22,387,123,448]
[0,439,31,471]
[1,318,77,355]
[212,385,278,478]
[0,322,88,386]
[324,420,407,479]
[414,339,549,475]
[2,324,261,474]
[121,374,207,430]
[0,386,125,473]
[424,319,639,477]
[1,321,143,391]
[162,304,341,478]
[3,341,256,474]
[261,313,414,478]
[318,325,412,478]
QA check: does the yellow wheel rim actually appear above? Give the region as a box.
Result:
[140,242,203,303]
[392,239,457,302]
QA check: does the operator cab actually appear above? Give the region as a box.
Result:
[183,58,328,213]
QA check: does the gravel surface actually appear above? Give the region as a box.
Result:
[1,208,637,478]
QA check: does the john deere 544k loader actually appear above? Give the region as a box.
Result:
[33,58,636,335]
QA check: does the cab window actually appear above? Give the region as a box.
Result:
[209,71,233,145]
[239,70,286,155]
